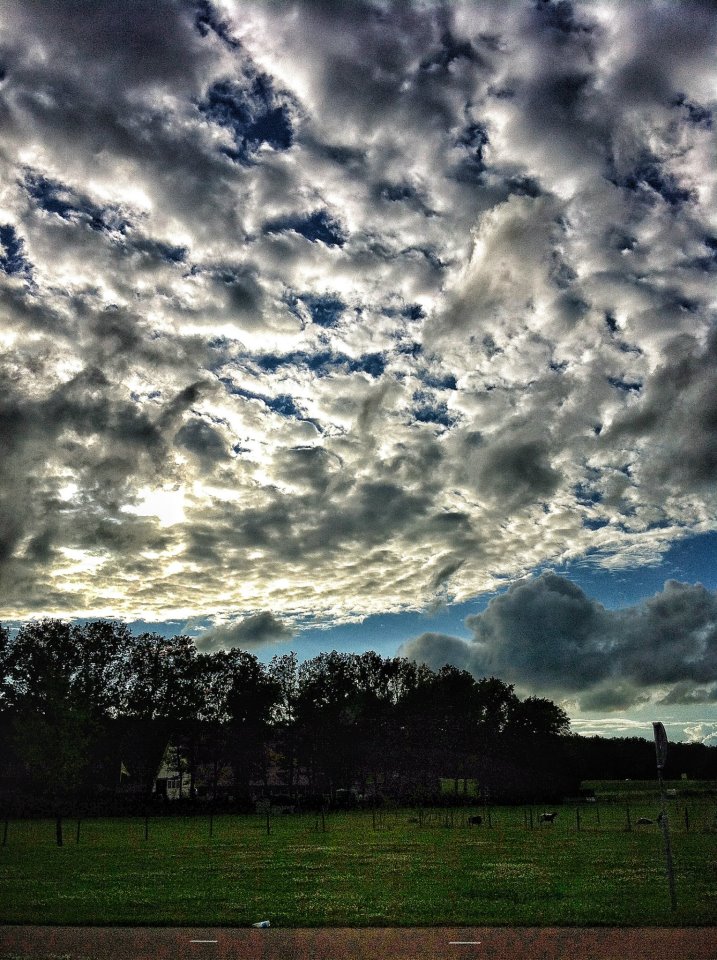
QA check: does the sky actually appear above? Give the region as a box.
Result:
[0,0,715,743]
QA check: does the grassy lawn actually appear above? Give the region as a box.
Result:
[1,801,716,927]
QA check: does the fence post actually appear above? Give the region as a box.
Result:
[529,806,534,830]
[76,819,81,844]
[2,820,8,847]
[596,802,601,827]
[684,807,689,833]
[626,803,632,832]
[266,809,271,836]
[576,807,581,832]
[209,813,214,839]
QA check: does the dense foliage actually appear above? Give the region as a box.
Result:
[0,619,713,816]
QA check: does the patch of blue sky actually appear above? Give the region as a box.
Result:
[574,482,603,505]
[194,0,239,48]
[412,398,456,428]
[545,530,717,610]
[616,340,642,355]
[24,173,130,235]
[23,172,185,263]
[506,175,542,198]
[199,75,293,164]
[265,209,346,247]
[672,93,712,128]
[301,293,344,328]
[419,370,457,390]
[451,120,489,182]
[253,349,385,379]
[256,602,483,665]
[582,517,610,530]
[131,236,187,263]
[220,378,321,430]
[610,154,696,207]
[378,182,421,203]
[0,224,31,278]
[397,341,422,358]
[607,375,642,392]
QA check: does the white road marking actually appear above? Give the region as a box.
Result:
[449,942,481,945]
[189,940,218,943]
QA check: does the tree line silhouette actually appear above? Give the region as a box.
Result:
[0,619,714,817]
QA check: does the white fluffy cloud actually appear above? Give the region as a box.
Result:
[0,0,715,633]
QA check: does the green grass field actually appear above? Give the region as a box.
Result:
[1,796,716,927]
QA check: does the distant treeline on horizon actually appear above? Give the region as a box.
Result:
[1,618,715,816]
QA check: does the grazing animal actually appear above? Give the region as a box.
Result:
[467,815,482,826]
[539,812,558,823]
[636,817,654,825]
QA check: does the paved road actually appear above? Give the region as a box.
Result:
[0,926,716,960]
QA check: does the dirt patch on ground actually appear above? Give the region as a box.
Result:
[0,926,715,960]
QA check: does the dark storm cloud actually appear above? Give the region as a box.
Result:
[197,611,295,651]
[174,418,228,466]
[605,329,717,492]
[400,574,717,710]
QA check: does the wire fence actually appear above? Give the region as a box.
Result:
[2,795,716,848]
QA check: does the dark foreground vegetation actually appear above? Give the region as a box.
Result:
[0,619,715,823]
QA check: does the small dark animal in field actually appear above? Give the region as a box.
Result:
[467,815,482,826]
[539,812,558,824]
[636,817,654,825]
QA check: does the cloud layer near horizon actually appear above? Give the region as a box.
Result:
[399,572,717,711]
[0,0,715,626]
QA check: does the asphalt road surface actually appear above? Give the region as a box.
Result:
[0,926,716,960]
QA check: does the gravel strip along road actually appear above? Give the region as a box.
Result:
[0,926,716,960]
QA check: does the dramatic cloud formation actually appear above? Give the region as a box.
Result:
[0,0,715,652]
[399,573,717,710]
[196,610,295,651]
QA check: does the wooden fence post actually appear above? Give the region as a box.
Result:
[625,803,632,832]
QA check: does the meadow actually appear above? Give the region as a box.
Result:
[1,789,716,927]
